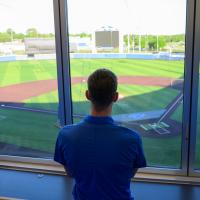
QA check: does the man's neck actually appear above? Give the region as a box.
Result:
[90,105,112,117]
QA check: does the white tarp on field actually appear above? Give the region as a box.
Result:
[113,109,166,122]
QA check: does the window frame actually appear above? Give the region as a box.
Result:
[188,0,200,177]
[181,0,197,176]
[65,0,196,176]
[0,0,71,170]
[0,0,199,179]
[54,0,73,126]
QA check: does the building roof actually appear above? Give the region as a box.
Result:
[95,26,118,32]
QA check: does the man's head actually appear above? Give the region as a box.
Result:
[86,68,118,112]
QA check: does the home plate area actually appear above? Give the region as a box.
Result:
[140,122,170,135]
[118,118,182,138]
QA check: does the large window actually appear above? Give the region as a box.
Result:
[195,64,200,169]
[68,0,186,168]
[0,0,199,178]
[0,0,59,158]
[191,0,200,173]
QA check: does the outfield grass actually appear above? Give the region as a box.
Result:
[0,59,184,87]
[71,83,180,115]
[70,59,184,78]
[0,108,58,154]
[0,60,57,87]
[1,58,199,168]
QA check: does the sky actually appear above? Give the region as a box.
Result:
[0,0,186,35]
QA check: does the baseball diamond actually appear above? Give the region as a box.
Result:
[0,59,199,167]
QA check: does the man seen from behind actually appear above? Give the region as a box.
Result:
[54,68,147,200]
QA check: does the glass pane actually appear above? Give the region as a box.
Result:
[68,0,186,168]
[0,0,59,158]
[195,65,200,169]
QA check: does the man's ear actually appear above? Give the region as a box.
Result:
[85,90,91,100]
[113,92,118,102]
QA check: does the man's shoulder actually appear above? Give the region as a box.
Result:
[58,123,83,138]
[113,123,141,142]
[61,123,78,131]
[58,121,141,143]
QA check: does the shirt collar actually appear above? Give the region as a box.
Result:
[84,115,114,125]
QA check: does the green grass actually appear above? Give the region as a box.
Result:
[0,60,57,87]
[70,59,184,78]
[0,108,58,154]
[71,83,180,115]
[171,104,183,123]
[143,136,181,168]
[24,91,58,111]
[0,59,184,88]
[1,58,199,168]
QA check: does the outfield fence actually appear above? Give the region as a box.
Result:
[0,53,184,62]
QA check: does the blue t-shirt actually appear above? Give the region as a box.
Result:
[54,116,146,200]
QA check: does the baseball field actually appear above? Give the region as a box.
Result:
[0,58,199,168]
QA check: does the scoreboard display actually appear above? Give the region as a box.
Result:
[95,31,119,48]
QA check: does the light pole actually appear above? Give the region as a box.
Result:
[139,34,141,52]
[132,34,134,53]
[127,34,130,53]
[10,30,13,42]
[156,35,159,52]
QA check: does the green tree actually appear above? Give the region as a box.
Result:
[14,33,25,40]
[0,32,11,42]
[134,35,139,46]
[148,35,157,50]
[140,35,145,49]
[26,28,38,37]
[158,36,166,49]
[6,28,15,41]
[79,32,91,38]
[123,35,128,46]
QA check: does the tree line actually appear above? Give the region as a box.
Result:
[124,34,185,51]
[0,28,184,52]
[0,28,54,42]
[0,28,93,42]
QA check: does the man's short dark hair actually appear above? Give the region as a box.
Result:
[87,68,118,111]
